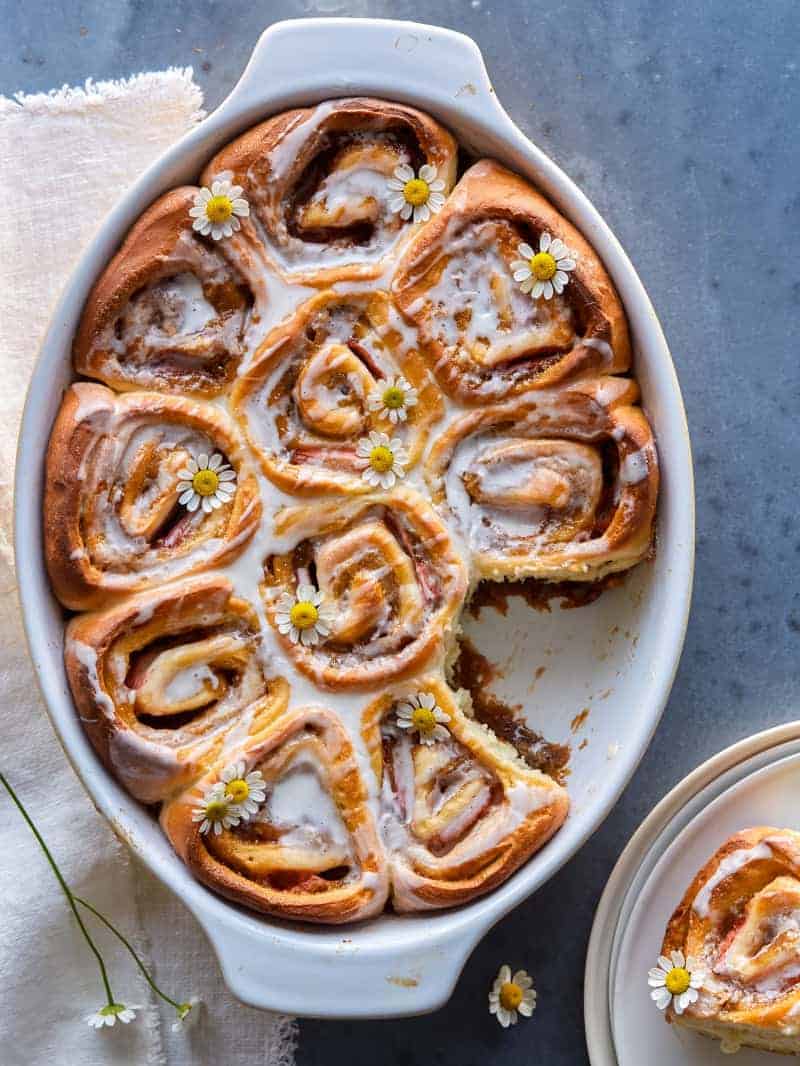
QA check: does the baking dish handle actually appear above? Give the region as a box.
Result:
[194,903,488,1018]
[213,17,511,137]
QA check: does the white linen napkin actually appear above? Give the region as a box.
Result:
[0,69,296,1066]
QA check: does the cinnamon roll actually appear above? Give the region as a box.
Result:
[202,97,458,284]
[393,160,630,404]
[232,289,442,495]
[45,383,261,609]
[658,828,800,1055]
[261,489,468,689]
[160,706,389,923]
[363,677,569,911]
[74,188,265,396]
[425,377,658,581]
[65,575,288,803]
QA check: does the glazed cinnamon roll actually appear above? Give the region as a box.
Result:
[425,377,658,581]
[45,383,261,609]
[65,575,288,803]
[232,289,442,495]
[363,677,569,911]
[74,188,265,396]
[202,97,458,284]
[393,160,630,404]
[160,706,389,923]
[658,828,800,1055]
[261,489,468,688]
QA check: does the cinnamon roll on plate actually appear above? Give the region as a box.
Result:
[46,92,660,925]
[658,828,800,1056]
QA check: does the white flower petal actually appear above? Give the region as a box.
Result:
[518,242,535,260]
[651,987,672,1010]
[419,163,436,182]
[539,232,551,253]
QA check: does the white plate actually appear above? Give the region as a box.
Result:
[15,18,694,1017]
[586,724,800,1064]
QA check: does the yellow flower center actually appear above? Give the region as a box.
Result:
[530,251,558,281]
[225,779,250,804]
[205,194,234,223]
[403,178,430,206]
[499,982,523,1011]
[382,385,406,410]
[665,967,691,995]
[204,797,229,821]
[192,468,220,496]
[290,601,319,630]
[369,445,395,473]
[411,706,438,734]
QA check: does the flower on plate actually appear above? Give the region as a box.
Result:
[367,375,419,424]
[395,692,449,745]
[356,431,409,489]
[387,163,446,224]
[177,452,237,514]
[171,996,201,1033]
[86,1002,141,1029]
[648,950,705,1014]
[275,584,335,647]
[219,761,266,820]
[488,966,536,1028]
[189,178,250,240]
[510,233,577,300]
[191,782,241,836]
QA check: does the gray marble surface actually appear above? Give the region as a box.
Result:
[4,1,799,1062]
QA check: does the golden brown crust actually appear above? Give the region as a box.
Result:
[362,677,569,911]
[73,188,258,396]
[44,383,261,610]
[160,706,389,923]
[661,827,800,1053]
[203,97,458,285]
[231,288,442,495]
[261,488,468,689]
[425,377,658,581]
[65,575,288,803]
[393,159,631,403]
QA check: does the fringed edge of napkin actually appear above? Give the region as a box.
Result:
[0,66,206,121]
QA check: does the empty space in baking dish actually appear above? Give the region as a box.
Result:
[612,751,800,1065]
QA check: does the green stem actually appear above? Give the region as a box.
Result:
[74,896,183,1012]
[0,772,115,1007]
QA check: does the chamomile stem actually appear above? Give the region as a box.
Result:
[74,896,183,1012]
[0,772,115,1006]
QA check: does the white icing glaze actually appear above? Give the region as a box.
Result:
[692,843,774,918]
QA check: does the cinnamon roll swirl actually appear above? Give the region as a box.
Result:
[74,188,263,396]
[261,489,468,689]
[232,289,441,495]
[161,706,388,923]
[65,575,288,803]
[363,677,569,911]
[659,828,800,1055]
[425,377,658,581]
[45,384,261,609]
[202,97,458,284]
[393,160,630,404]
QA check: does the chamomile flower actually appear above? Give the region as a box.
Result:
[219,760,266,820]
[510,232,577,300]
[367,375,418,424]
[648,951,705,1014]
[395,692,449,745]
[189,178,250,240]
[489,966,536,1028]
[356,431,409,489]
[171,996,201,1033]
[177,452,236,514]
[387,163,446,224]
[191,782,241,836]
[86,1002,141,1028]
[275,584,335,647]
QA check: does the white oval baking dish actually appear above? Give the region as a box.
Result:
[15,18,694,1018]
